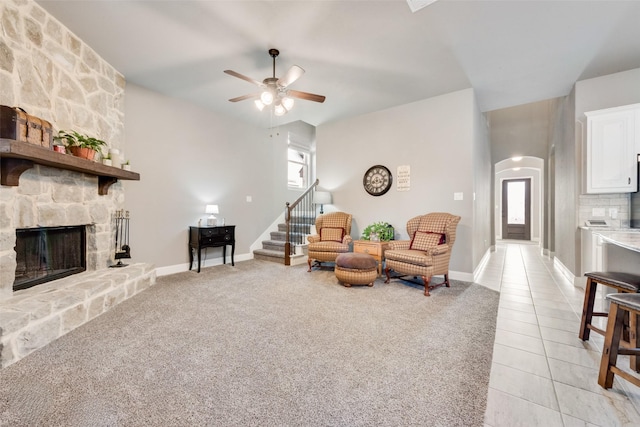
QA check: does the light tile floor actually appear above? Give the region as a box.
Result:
[480,242,640,427]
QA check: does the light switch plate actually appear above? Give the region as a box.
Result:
[454,192,463,201]
[246,196,252,202]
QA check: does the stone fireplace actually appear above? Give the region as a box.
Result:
[0,166,120,301]
[1,0,128,300]
[0,0,156,368]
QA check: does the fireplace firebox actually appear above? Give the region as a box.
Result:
[14,226,87,291]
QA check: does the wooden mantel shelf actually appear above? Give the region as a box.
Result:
[0,138,140,195]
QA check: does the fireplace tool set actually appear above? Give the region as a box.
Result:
[111,209,131,268]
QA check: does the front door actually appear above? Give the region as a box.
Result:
[502,178,531,240]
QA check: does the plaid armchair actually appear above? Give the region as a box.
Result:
[384,212,461,296]
[307,212,353,272]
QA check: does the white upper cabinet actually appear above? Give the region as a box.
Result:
[585,103,640,193]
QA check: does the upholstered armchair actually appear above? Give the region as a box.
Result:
[307,212,353,272]
[384,212,461,296]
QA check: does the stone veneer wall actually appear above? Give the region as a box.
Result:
[0,0,127,300]
[0,1,157,368]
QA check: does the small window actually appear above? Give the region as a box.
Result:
[288,147,309,189]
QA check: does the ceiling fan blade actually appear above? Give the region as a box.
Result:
[278,65,305,88]
[229,93,259,102]
[287,89,326,103]
[224,70,264,87]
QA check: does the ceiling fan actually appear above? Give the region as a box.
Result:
[224,48,326,116]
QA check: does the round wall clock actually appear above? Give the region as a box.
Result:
[363,165,393,196]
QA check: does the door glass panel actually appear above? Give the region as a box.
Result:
[507,181,525,225]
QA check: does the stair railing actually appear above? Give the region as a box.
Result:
[284,178,319,266]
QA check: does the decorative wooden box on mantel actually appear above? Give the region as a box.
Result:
[0,138,140,195]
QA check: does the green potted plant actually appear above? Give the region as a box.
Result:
[54,130,106,161]
[361,221,394,242]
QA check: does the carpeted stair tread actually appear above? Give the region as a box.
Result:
[253,248,286,261]
[260,240,286,252]
[270,231,306,242]
[278,223,312,233]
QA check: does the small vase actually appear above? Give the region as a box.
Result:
[102,159,112,166]
[109,148,121,168]
[122,164,131,171]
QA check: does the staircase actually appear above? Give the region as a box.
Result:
[253,179,320,265]
[253,215,315,264]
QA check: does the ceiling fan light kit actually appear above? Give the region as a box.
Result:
[224,48,325,117]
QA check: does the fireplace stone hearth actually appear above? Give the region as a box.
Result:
[0,263,156,368]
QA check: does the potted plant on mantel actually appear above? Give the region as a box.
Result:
[54,130,106,161]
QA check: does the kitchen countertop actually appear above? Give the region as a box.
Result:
[589,229,640,253]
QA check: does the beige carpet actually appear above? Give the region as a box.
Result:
[0,259,499,426]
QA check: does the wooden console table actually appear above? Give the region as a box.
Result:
[353,240,390,276]
[189,225,235,273]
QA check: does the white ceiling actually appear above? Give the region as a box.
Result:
[36,0,640,128]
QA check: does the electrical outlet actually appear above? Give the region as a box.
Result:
[610,208,618,219]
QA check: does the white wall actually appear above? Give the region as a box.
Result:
[575,68,640,116]
[122,84,495,277]
[316,88,487,277]
[552,93,577,273]
[472,102,492,268]
[123,84,292,271]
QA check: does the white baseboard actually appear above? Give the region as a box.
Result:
[472,248,492,284]
[449,270,474,282]
[289,254,308,266]
[553,257,577,286]
[155,253,253,277]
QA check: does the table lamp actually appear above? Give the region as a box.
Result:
[205,204,219,226]
[313,191,332,214]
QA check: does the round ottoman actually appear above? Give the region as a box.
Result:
[335,253,378,287]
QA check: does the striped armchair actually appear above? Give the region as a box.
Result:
[307,212,353,272]
[384,212,461,296]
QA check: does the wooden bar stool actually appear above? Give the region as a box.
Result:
[598,293,640,389]
[579,272,640,340]
[580,272,640,373]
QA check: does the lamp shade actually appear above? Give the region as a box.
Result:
[205,204,219,214]
[313,191,332,205]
